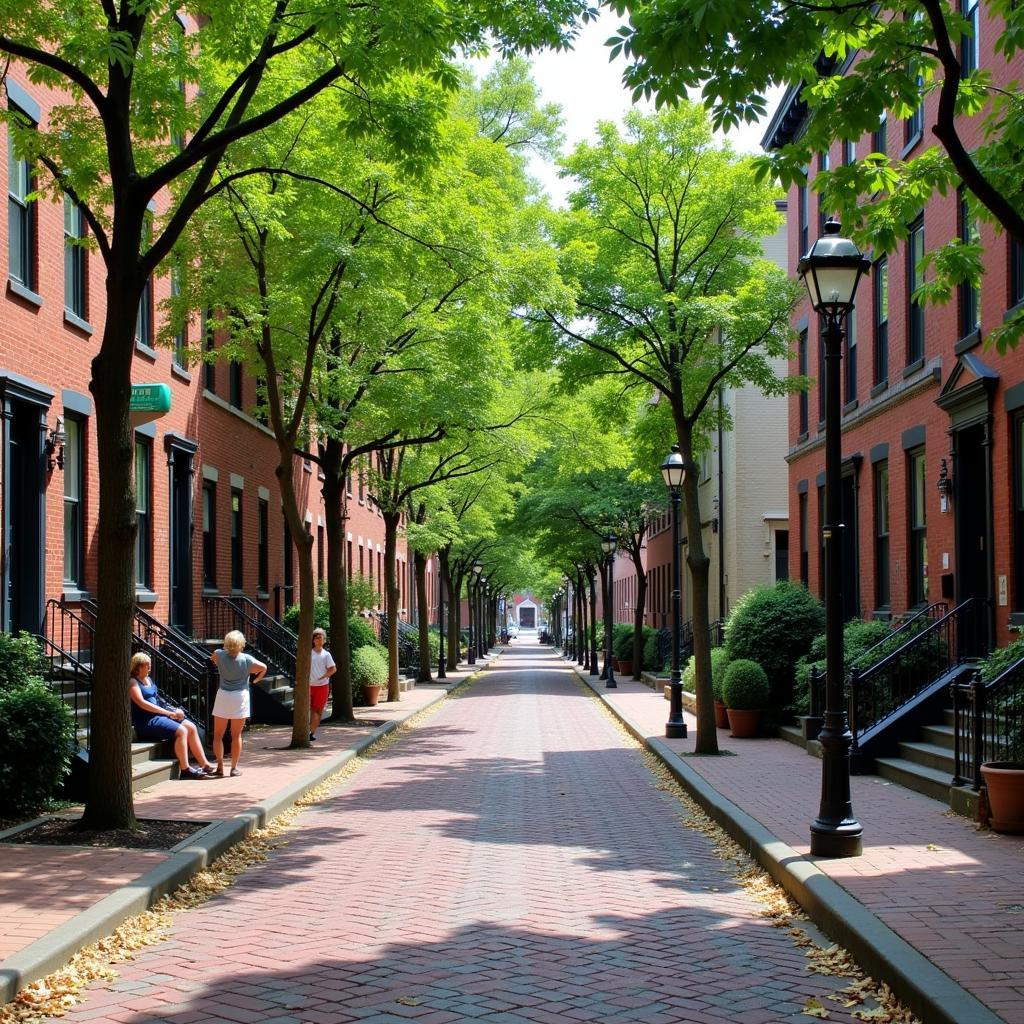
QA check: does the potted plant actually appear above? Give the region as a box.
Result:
[351,645,387,708]
[613,624,634,674]
[710,648,731,729]
[722,658,770,738]
[978,636,1024,833]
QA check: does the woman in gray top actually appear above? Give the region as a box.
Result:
[210,630,267,777]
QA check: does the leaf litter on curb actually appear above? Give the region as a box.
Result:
[577,678,922,1024]
[0,674,482,1023]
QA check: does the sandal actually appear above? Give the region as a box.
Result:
[182,766,205,779]
[229,767,242,778]
[201,765,219,776]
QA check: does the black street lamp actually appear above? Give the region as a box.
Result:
[437,573,447,680]
[562,575,570,656]
[661,445,687,739]
[601,534,617,689]
[798,219,869,859]
[468,559,482,665]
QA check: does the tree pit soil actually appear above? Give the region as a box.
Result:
[1,817,210,850]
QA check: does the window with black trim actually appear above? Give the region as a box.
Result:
[229,360,243,410]
[64,196,87,319]
[908,448,928,604]
[872,113,887,157]
[843,139,855,165]
[1011,237,1024,309]
[172,267,187,367]
[258,497,269,593]
[204,311,216,392]
[959,188,980,338]
[905,79,924,147]
[1015,416,1024,612]
[283,519,294,593]
[317,525,325,585]
[907,216,925,363]
[960,0,979,75]
[202,481,216,588]
[135,439,152,588]
[347,539,353,582]
[798,328,808,434]
[231,489,243,590]
[818,152,830,232]
[818,318,826,423]
[818,485,826,595]
[8,110,36,290]
[798,172,809,256]
[873,256,889,383]
[875,462,890,609]
[799,491,809,585]
[844,302,857,404]
[63,417,84,586]
[136,218,153,347]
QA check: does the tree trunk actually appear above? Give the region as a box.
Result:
[415,549,432,682]
[322,440,354,723]
[383,511,401,701]
[580,574,590,670]
[589,567,598,675]
[631,548,647,680]
[443,552,459,670]
[82,287,140,830]
[576,577,585,666]
[679,423,718,754]
[278,457,314,748]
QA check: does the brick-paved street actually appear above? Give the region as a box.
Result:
[55,645,893,1024]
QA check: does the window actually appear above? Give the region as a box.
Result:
[799,491,809,585]
[64,196,87,319]
[818,319,826,424]
[798,328,809,435]
[135,218,153,347]
[1015,418,1024,612]
[358,459,365,502]
[844,303,857,404]
[63,418,83,586]
[873,256,889,383]
[231,490,243,590]
[202,482,216,589]
[283,519,294,594]
[204,311,216,392]
[872,113,887,157]
[317,525,325,585]
[875,463,890,609]
[960,0,979,76]
[258,498,269,593]
[172,267,187,367]
[135,440,151,588]
[229,361,243,409]
[8,116,35,289]
[907,216,925,363]
[843,139,856,166]
[1011,237,1024,309]
[818,485,826,595]
[959,189,980,338]
[818,152,831,232]
[905,86,924,147]
[347,539,353,582]
[908,449,928,605]
[359,544,365,577]
[798,173,809,256]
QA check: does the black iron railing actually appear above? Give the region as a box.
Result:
[849,598,987,751]
[953,655,1024,789]
[203,595,296,682]
[35,627,93,749]
[375,613,420,677]
[809,602,949,721]
[227,594,297,648]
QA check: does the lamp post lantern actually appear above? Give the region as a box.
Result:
[601,534,617,689]
[798,219,869,858]
[661,445,687,738]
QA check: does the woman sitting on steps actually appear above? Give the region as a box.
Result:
[128,652,217,779]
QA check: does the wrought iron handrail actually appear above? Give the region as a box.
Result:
[849,597,987,750]
[35,629,93,750]
[953,654,1024,790]
[228,593,297,647]
[203,595,297,682]
[375,612,420,675]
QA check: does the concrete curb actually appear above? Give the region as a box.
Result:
[575,668,1003,1024]
[0,663,492,1007]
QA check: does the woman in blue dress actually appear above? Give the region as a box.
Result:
[128,652,216,779]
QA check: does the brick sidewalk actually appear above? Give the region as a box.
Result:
[590,671,1024,1024]
[0,678,459,965]
[36,645,929,1024]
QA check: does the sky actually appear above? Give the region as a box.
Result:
[485,9,784,206]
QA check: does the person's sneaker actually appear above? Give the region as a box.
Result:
[201,764,218,776]
[183,766,205,779]
[230,767,242,778]
[309,732,317,742]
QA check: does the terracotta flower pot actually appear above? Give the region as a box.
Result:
[361,683,382,708]
[726,707,761,738]
[617,658,633,674]
[981,761,1024,834]
[714,700,730,729]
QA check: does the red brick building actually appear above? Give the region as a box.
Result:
[0,68,421,643]
[764,16,1024,647]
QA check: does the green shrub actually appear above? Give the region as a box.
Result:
[794,618,894,709]
[612,624,634,661]
[641,627,660,671]
[0,631,45,691]
[347,615,379,652]
[351,646,387,689]
[725,582,824,709]
[0,680,75,815]
[682,647,730,699]
[722,659,771,710]
[283,597,330,633]
[980,630,1024,684]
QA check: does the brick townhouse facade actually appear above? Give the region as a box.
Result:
[0,67,427,644]
[764,6,1024,647]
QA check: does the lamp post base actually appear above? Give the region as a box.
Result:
[665,678,687,738]
[810,821,863,858]
[665,722,687,739]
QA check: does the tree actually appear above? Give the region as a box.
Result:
[539,105,798,753]
[0,0,593,828]
[609,0,1024,349]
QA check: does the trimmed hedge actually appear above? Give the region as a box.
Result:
[351,646,387,689]
[0,630,45,691]
[723,659,771,710]
[683,647,730,701]
[612,624,634,661]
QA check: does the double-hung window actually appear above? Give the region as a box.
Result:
[8,111,36,290]
[1011,237,1024,310]
[231,490,243,590]
[202,482,216,589]
[136,217,153,347]
[798,329,809,436]
[63,418,84,587]
[258,498,269,593]
[907,216,925,364]
[875,462,890,609]
[908,449,928,605]
[960,0,979,76]
[844,303,858,405]
[135,440,152,589]
[64,196,87,320]
[959,188,980,338]
[873,256,889,384]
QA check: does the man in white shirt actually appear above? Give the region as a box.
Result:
[309,627,337,741]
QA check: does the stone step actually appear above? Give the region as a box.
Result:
[779,724,807,750]
[897,739,957,774]
[131,756,179,793]
[920,721,956,751]
[874,756,952,804]
[132,741,164,766]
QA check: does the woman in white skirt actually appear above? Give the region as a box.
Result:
[210,630,267,777]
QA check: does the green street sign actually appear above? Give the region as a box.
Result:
[130,383,172,414]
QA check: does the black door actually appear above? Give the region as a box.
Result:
[169,444,195,632]
[841,474,859,621]
[6,401,45,633]
[955,424,989,605]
